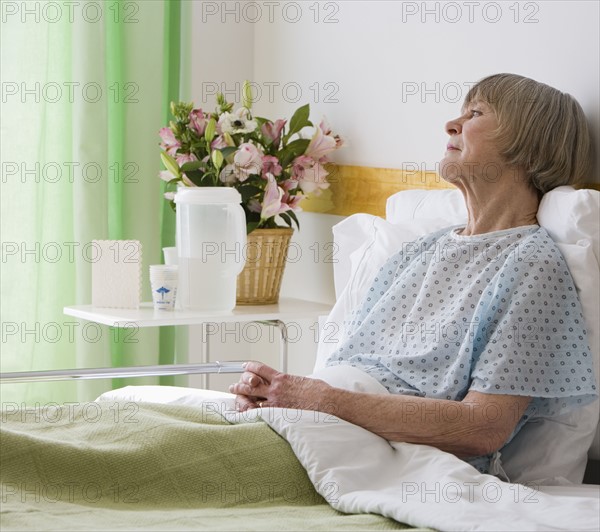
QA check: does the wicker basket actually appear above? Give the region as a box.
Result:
[236,228,294,305]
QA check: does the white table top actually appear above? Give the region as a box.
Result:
[64,298,333,328]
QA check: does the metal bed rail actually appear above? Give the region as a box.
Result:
[0,361,247,384]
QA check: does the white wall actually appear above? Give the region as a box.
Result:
[186,0,600,388]
[251,0,598,172]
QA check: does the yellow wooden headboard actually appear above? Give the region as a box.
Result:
[301,164,599,218]
[300,164,453,217]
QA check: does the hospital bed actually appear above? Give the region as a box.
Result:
[1,171,599,531]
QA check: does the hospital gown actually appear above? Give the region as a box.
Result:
[325,224,598,473]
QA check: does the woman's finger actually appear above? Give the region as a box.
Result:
[235,395,258,412]
[229,381,268,397]
[241,371,264,387]
[243,362,278,384]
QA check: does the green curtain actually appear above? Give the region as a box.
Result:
[0,0,184,403]
[158,0,182,385]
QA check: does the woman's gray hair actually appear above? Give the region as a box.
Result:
[464,73,593,193]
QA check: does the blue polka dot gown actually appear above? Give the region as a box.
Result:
[326,225,598,473]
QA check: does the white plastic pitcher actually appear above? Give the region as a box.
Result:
[175,188,247,311]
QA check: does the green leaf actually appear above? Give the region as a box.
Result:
[283,104,311,144]
[184,170,205,186]
[254,117,269,127]
[189,136,208,150]
[199,172,217,186]
[220,146,238,160]
[276,138,310,168]
[180,160,206,173]
[160,151,181,178]
[279,212,292,228]
[246,221,260,235]
[287,209,300,231]
[238,184,263,203]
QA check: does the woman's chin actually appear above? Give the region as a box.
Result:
[440,158,462,183]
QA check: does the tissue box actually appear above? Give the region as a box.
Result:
[91,240,141,309]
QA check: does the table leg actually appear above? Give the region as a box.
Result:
[201,322,210,389]
[253,320,288,374]
[272,320,288,374]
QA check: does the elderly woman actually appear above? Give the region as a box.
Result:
[230,73,598,475]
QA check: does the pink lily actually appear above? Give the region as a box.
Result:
[280,178,303,210]
[291,155,313,178]
[261,119,286,146]
[262,155,282,177]
[159,128,181,156]
[282,190,303,211]
[161,169,195,187]
[319,118,344,149]
[189,109,208,135]
[305,124,337,162]
[232,143,263,182]
[292,155,329,195]
[211,135,228,150]
[175,152,198,165]
[282,178,299,191]
[260,173,291,220]
[159,170,175,182]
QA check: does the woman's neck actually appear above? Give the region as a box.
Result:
[455,177,540,236]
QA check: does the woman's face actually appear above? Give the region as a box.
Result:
[440,100,505,184]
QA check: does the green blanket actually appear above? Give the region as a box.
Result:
[1,401,423,530]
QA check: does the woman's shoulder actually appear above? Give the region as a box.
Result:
[510,226,568,265]
[495,227,579,293]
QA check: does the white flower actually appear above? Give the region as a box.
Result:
[219,107,258,134]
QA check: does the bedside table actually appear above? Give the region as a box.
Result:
[0,298,332,386]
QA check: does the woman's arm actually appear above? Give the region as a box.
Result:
[230,362,531,458]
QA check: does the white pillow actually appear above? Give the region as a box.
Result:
[538,186,600,262]
[331,214,451,299]
[321,186,599,484]
[386,188,468,225]
[317,216,453,371]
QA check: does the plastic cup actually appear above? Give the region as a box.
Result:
[163,247,178,266]
[149,265,178,311]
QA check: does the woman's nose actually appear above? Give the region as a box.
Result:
[445,117,462,136]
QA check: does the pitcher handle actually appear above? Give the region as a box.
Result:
[235,206,248,275]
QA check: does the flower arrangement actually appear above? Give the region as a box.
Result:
[159,81,343,234]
